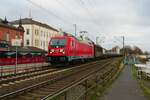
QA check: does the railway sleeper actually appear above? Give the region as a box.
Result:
[37,88,57,94]
[16,95,35,100]
[25,92,46,98]
[0,79,28,95]
[32,90,52,95]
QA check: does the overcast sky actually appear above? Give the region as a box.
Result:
[0,0,150,52]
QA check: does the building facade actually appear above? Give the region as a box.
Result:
[0,18,24,46]
[11,18,60,51]
[112,46,120,54]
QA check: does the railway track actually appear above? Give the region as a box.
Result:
[0,63,82,86]
[0,58,118,100]
[0,67,58,85]
[0,65,50,79]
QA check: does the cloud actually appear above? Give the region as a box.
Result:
[0,0,150,51]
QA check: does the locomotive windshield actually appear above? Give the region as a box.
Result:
[50,39,66,47]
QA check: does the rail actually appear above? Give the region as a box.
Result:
[42,60,112,100]
[0,62,50,77]
[0,58,114,100]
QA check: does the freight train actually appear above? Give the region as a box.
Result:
[47,34,119,65]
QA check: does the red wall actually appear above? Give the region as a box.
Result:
[0,27,24,46]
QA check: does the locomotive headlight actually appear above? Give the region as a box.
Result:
[60,49,64,52]
[51,49,54,52]
[60,49,65,54]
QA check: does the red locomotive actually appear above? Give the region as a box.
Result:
[47,35,94,64]
[47,34,122,65]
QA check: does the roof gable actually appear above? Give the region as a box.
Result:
[11,18,58,31]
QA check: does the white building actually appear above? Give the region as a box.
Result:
[11,18,60,51]
[112,46,120,54]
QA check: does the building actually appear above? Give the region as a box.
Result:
[105,46,120,54]
[112,46,120,54]
[11,18,60,51]
[0,17,24,46]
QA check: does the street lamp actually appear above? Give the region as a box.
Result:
[73,24,77,37]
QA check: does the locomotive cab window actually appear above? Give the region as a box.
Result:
[50,39,66,48]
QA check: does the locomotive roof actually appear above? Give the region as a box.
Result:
[51,35,94,46]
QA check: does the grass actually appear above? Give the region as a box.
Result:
[90,61,124,100]
[90,86,105,100]
[132,65,150,99]
[51,58,124,100]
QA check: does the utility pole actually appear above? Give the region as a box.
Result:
[29,8,31,18]
[15,45,18,74]
[96,36,99,45]
[123,36,125,56]
[73,24,77,37]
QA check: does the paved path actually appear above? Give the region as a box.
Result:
[99,65,148,100]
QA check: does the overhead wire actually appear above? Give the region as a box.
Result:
[25,0,73,25]
[54,0,99,37]
[26,0,88,36]
[77,0,106,42]
[86,0,115,40]
[54,0,84,35]
[55,0,76,18]
[78,0,100,27]
[26,0,112,44]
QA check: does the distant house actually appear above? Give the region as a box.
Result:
[11,18,61,51]
[105,49,112,54]
[112,46,120,54]
[0,17,24,46]
[105,46,120,54]
[102,48,107,54]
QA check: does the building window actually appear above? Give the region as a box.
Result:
[44,33,45,37]
[43,41,45,49]
[49,33,52,37]
[35,29,39,36]
[35,40,39,46]
[41,31,43,37]
[26,40,30,45]
[37,30,39,35]
[5,32,10,41]
[26,29,30,35]
[41,41,42,47]
[15,35,18,39]
[35,30,36,35]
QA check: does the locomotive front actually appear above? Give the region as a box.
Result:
[47,36,68,64]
